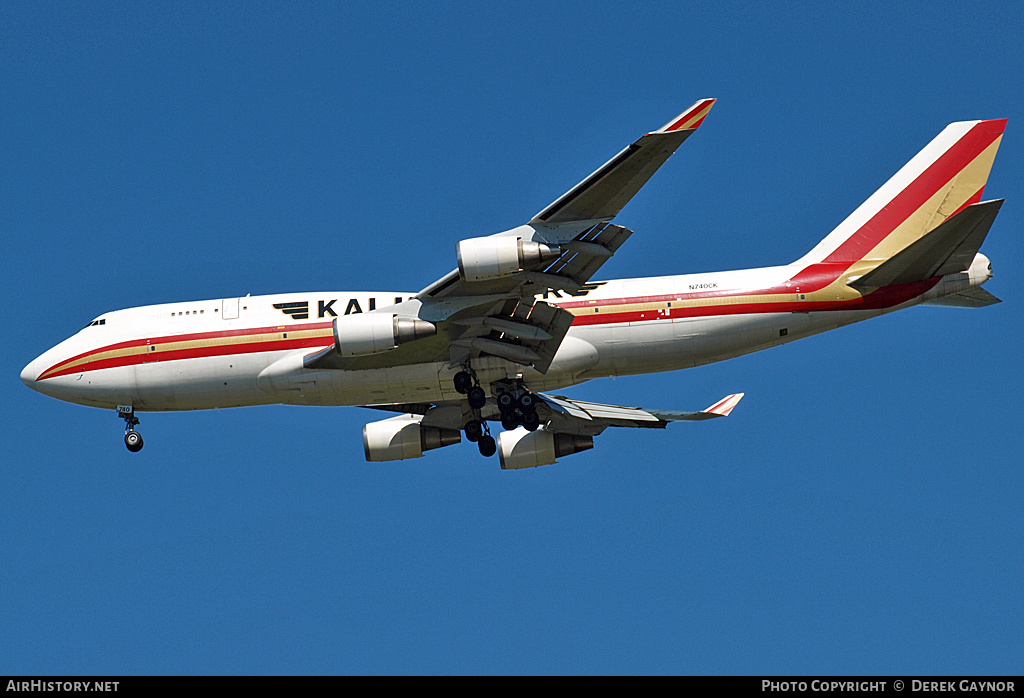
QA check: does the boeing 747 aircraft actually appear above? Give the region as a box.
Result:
[21,100,1005,468]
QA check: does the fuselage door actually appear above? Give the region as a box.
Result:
[222,298,239,320]
[142,339,158,363]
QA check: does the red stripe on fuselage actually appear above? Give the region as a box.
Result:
[39,321,335,380]
[39,275,943,381]
[566,278,939,327]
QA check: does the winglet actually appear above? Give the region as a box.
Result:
[654,98,717,134]
[703,392,744,417]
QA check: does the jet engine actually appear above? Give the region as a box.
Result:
[456,236,561,282]
[334,313,435,356]
[497,427,594,469]
[363,414,462,462]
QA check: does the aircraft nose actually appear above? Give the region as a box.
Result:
[21,359,39,388]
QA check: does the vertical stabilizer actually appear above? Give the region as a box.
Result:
[797,119,1006,269]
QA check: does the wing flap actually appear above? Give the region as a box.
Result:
[543,222,634,287]
[417,223,631,373]
[446,298,575,371]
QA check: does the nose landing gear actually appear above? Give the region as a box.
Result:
[117,405,144,453]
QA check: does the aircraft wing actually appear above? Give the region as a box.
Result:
[308,100,715,374]
[365,392,744,431]
[362,392,744,467]
[308,222,630,372]
[531,98,716,224]
[536,392,745,432]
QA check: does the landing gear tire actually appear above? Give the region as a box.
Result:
[453,371,473,394]
[117,405,143,453]
[520,410,540,431]
[477,435,496,457]
[517,393,536,411]
[467,385,487,409]
[464,419,484,442]
[124,430,144,453]
[500,410,519,431]
[496,392,515,411]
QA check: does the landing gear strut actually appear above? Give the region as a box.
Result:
[117,405,144,453]
[463,418,496,456]
[454,367,497,457]
[455,369,545,459]
[454,369,487,409]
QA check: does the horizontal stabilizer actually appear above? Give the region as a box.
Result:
[850,200,1003,289]
[923,286,1002,308]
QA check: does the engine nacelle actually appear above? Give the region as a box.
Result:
[363,414,462,462]
[456,236,561,282]
[334,313,435,357]
[497,427,594,470]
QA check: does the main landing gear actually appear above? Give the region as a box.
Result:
[454,370,487,409]
[495,386,540,433]
[453,368,496,457]
[462,417,496,457]
[117,405,144,453]
[453,369,541,458]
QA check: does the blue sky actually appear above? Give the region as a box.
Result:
[2,1,1022,675]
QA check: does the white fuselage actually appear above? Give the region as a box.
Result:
[20,253,992,413]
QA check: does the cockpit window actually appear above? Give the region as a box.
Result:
[85,318,107,328]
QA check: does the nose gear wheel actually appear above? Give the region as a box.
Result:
[117,405,144,453]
